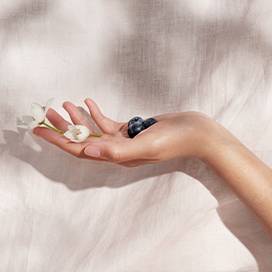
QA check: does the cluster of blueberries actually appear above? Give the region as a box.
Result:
[128,116,157,138]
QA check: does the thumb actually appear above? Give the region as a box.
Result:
[84,144,102,159]
[83,142,120,161]
[84,139,155,163]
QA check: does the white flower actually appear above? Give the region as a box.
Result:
[64,125,90,143]
[20,98,54,129]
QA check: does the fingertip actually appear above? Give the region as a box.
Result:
[32,126,45,136]
[32,127,38,135]
[63,101,78,115]
[46,107,55,117]
[84,99,93,112]
[84,98,92,106]
[63,101,72,109]
[46,108,58,123]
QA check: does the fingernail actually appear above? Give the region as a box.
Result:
[84,146,101,157]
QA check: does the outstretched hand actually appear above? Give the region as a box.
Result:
[31,99,272,229]
[33,98,214,167]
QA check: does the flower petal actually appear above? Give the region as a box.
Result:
[45,98,54,113]
[75,125,90,142]
[28,120,40,129]
[67,124,76,131]
[64,131,82,143]
[31,103,45,123]
[63,130,77,141]
[63,124,90,143]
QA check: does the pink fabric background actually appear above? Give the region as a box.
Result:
[0,0,272,271]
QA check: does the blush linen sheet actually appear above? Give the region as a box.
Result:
[0,0,272,271]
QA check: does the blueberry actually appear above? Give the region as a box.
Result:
[127,116,157,138]
[129,119,143,129]
[128,122,144,138]
[128,116,144,127]
[143,118,157,129]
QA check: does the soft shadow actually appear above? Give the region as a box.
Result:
[108,0,272,117]
[0,129,179,190]
[0,0,53,30]
[2,0,272,269]
[1,128,272,271]
[0,0,55,67]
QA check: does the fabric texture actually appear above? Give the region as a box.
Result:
[0,0,272,271]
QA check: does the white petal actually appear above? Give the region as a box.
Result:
[76,125,90,142]
[45,98,54,113]
[28,120,40,129]
[67,125,76,131]
[63,125,90,143]
[64,130,77,141]
[31,103,45,123]
[64,130,82,143]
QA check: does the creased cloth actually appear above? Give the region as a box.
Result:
[0,0,272,271]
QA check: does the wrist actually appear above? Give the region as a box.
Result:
[197,119,241,163]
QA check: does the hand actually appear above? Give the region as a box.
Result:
[33,99,272,230]
[33,98,215,167]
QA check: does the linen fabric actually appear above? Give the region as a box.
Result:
[0,0,272,271]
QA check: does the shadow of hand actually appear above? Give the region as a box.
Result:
[0,128,182,190]
[1,127,271,271]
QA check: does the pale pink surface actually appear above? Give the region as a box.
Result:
[0,0,272,271]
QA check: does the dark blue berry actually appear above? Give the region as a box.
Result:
[127,116,157,138]
[129,119,143,129]
[143,118,157,129]
[128,122,144,138]
[128,116,144,127]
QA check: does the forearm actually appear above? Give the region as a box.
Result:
[202,123,272,230]
[34,101,272,228]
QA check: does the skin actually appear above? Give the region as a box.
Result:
[33,98,272,231]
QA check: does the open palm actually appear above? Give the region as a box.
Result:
[34,98,210,167]
[34,99,163,167]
